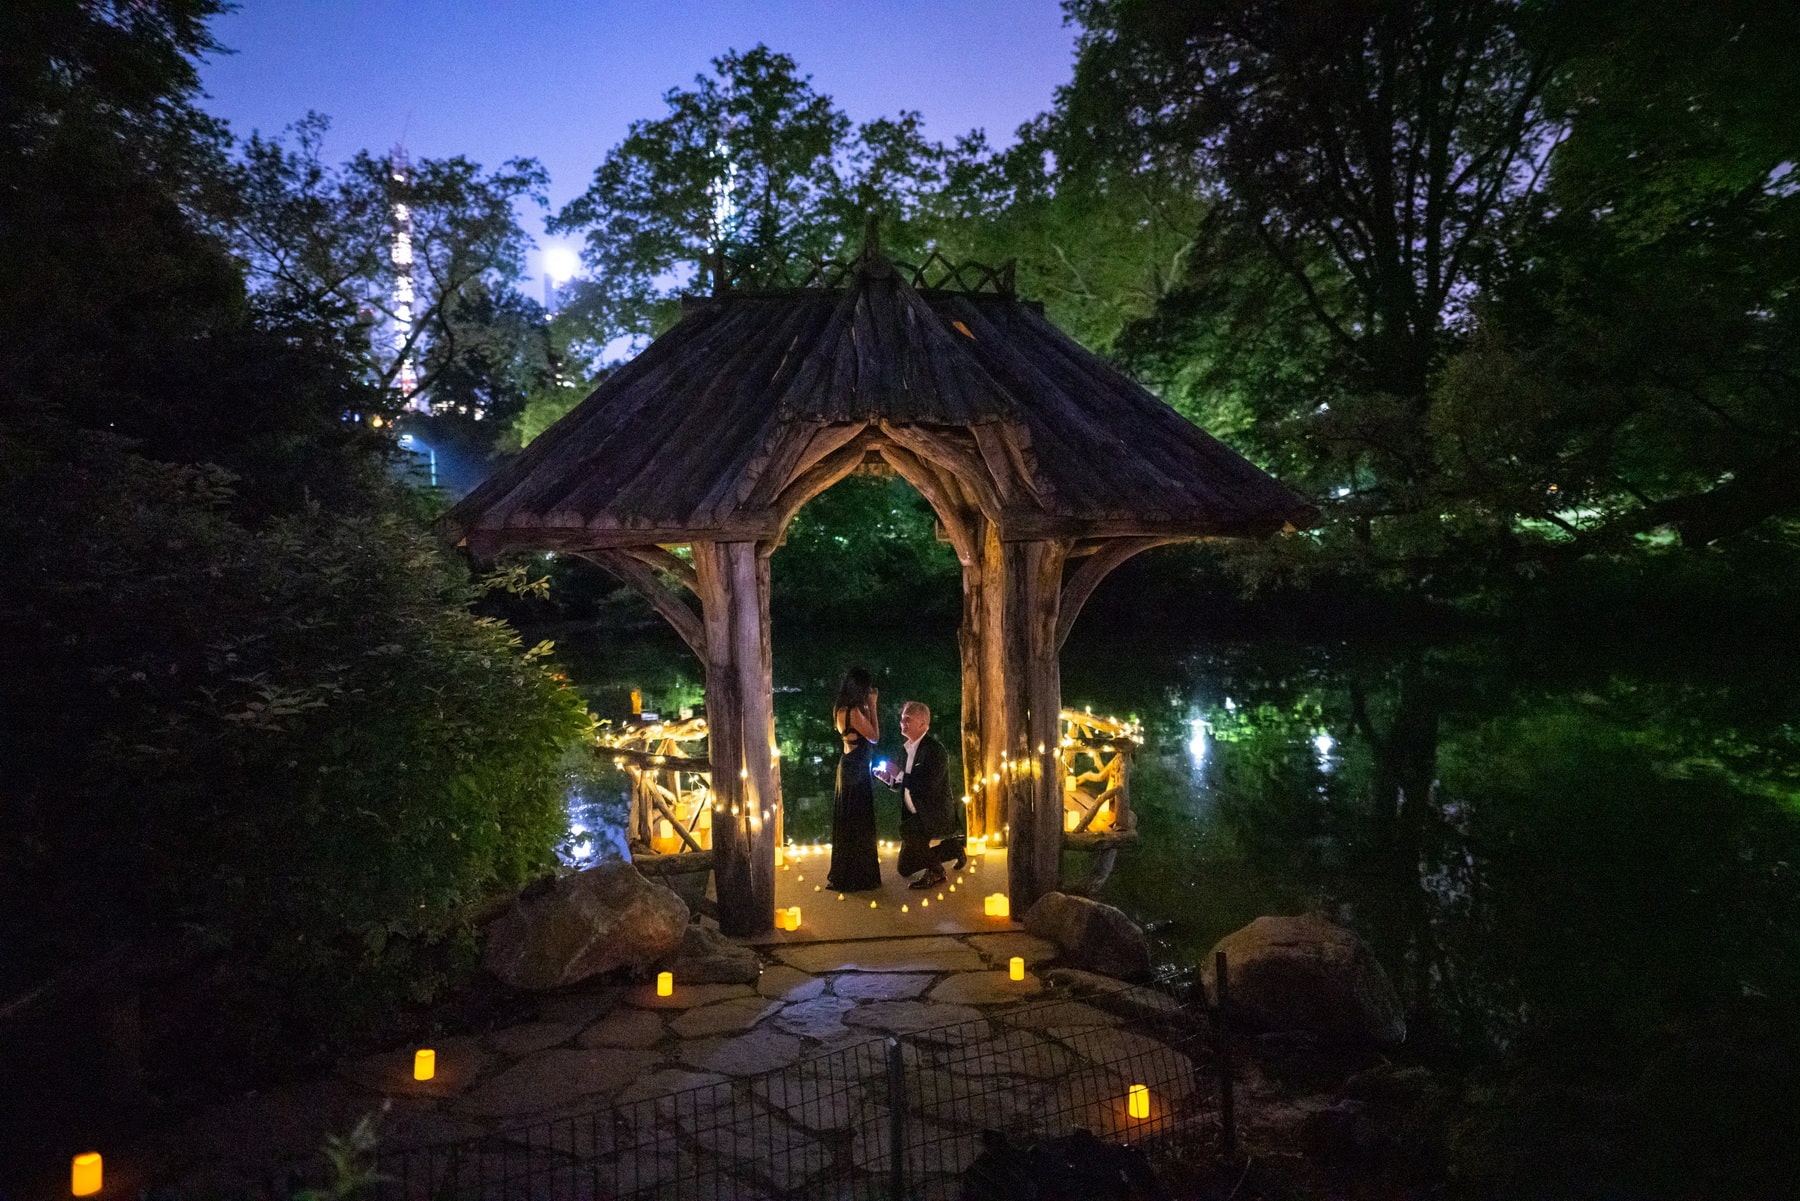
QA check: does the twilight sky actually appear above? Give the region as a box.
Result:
[199,1,1079,283]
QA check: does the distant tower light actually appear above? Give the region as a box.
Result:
[390,147,426,414]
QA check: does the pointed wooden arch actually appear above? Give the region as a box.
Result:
[444,240,1315,934]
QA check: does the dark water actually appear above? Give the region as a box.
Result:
[551,618,1799,1004]
[547,618,1800,1186]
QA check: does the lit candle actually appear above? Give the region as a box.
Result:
[1127,1083,1150,1119]
[901,904,909,913]
[774,845,785,867]
[780,906,801,931]
[983,893,1010,918]
[71,1152,102,1197]
[1065,809,1080,832]
[1010,956,1025,981]
[870,900,877,908]
[413,1048,436,1081]
[656,971,673,997]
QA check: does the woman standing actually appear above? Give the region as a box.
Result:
[826,666,882,892]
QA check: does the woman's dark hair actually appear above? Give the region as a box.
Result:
[833,666,874,714]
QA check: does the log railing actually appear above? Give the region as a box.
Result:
[597,705,1141,893]
[597,717,714,857]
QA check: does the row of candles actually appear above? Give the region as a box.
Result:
[65,925,1140,1197]
[64,1078,1155,1196]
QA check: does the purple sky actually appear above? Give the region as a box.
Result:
[199,1,1078,283]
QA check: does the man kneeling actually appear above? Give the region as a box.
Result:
[878,701,966,889]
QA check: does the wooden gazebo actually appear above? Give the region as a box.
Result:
[443,237,1313,935]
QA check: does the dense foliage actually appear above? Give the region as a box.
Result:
[0,0,590,1070]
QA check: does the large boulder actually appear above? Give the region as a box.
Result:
[1022,892,1152,980]
[1202,913,1405,1045]
[656,922,761,985]
[484,863,688,991]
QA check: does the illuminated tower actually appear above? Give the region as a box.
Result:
[390,146,426,413]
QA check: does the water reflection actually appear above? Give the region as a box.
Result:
[540,621,1799,1056]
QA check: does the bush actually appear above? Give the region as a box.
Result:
[0,431,591,1038]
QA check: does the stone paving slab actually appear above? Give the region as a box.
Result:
[757,963,826,1001]
[489,1019,584,1056]
[831,971,935,1000]
[453,1047,658,1118]
[841,1000,987,1042]
[625,981,756,1009]
[679,1027,807,1076]
[579,1006,668,1048]
[339,1034,490,1098]
[614,1067,733,1111]
[771,995,858,1040]
[669,996,784,1038]
[927,970,1045,1006]
[777,937,983,974]
[992,998,1122,1031]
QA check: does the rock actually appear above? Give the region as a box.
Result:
[756,965,826,1001]
[1203,913,1406,1045]
[1022,892,1152,980]
[483,863,689,991]
[656,922,761,985]
[1041,968,1182,1022]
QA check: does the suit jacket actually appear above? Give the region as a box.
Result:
[887,734,956,842]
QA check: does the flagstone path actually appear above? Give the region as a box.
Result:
[140,931,1206,1198]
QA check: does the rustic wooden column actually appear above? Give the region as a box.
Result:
[692,540,779,935]
[995,536,1068,912]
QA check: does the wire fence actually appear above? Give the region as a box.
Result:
[351,978,1221,1200]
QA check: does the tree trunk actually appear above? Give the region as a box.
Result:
[999,537,1068,912]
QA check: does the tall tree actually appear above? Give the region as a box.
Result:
[550,45,948,354]
[225,113,550,415]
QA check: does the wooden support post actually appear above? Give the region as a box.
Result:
[999,536,1067,913]
[693,541,779,935]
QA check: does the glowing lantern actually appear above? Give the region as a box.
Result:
[71,1153,102,1197]
[1010,956,1026,981]
[656,971,673,997]
[413,1048,436,1081]
[984,893,1010,918]
[1127,1084,1150,1119]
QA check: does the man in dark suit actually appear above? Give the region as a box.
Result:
[879,701,966,889]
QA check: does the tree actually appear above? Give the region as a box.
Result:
[549,45,948,354]
[225,113,550,414]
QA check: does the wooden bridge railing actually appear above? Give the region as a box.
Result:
[597,706,1141,892]
[597,717,714,858]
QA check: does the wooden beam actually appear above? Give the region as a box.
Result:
[621,545,698,595]
[1055,538,1176,651]
[575,550,706,660]
[876,441,977,565]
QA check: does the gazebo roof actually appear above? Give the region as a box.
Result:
[444,251,1315,556]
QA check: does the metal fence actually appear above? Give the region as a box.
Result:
[356,980,1219,1201]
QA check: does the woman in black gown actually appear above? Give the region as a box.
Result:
[826,667,882,892]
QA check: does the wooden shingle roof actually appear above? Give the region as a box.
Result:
[443,251,1315,556]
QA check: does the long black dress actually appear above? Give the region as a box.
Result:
[826,719,881,892]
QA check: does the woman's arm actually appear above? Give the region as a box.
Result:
[848,700,878,742]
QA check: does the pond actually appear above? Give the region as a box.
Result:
[544,616,1800,1186]
[550,617,1798,1030]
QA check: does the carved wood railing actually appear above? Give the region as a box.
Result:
[706,250,1017,297]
